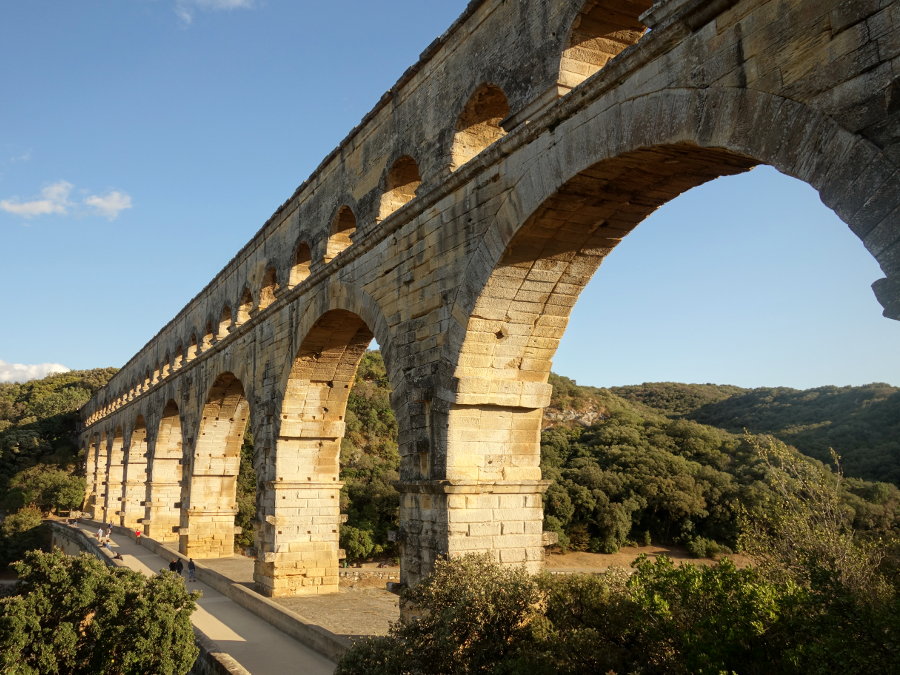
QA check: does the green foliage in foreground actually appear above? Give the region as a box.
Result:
[337,439,899,674]
[0,550,199,675]
[0,505,48,570]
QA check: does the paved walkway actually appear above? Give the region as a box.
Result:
[76,524,336,675]
[200,556,401,639]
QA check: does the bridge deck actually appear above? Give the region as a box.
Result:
[74,523,337,675]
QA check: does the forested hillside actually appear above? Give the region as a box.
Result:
[0,368,117,501]
[612,381,900,484]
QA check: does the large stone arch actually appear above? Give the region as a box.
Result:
[145,399,184,542]
[253,287,398,596]
[121,415,149,529]
[416,86,900,582]
[180,372,252,558]
[449,86,899,359]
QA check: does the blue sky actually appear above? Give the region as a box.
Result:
[0,0,896,389]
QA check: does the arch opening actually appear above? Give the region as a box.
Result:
[237,288,253,325]
[187,334,198,361]
[325,208,356,264]
[255,309,382,596]
[451,84,510,171]
[290,242,313,285]
[378,156,421,222]
[202,321,214,351]
[426,143,758,584]
[181,372,251,558]
[259,266,279,310]
[217,305,232,340]
[145,400,184,542]
[559,0,652,91]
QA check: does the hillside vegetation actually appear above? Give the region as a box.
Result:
[0,359,897,568]
[611,381,900,484]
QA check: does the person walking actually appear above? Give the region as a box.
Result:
[169,559,178,573]
[188,558,196,582]
[175,558,184,576]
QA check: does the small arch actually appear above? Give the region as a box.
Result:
[377,156,421,221]
[259,266,279,310]
[173,345,184,371]
[217,305,232,340]
[187,333,199,361]
[161,353,171,378]
[290,241,313,285]
[559,0,651,91]
[236,287,253,325]
[325,207,356,263]
[450,84,510,171]
[152,364,161,385]
[202,320,214,350]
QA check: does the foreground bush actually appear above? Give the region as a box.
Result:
[0,550,199,674]
[338,439,898,674]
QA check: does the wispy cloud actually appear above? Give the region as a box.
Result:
[85,190,132,220]
[0,180,73,218]
[175,0,256,24]
[0,360,70,383]
[1,181,133,221]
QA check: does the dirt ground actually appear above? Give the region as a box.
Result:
[543,544,751,572]
[343,544,749,589]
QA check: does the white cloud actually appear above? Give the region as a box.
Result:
[85,190,133,220]
[0,360,70,384]
[1,181,133,221]
[175,0,255,24]
[0,180,73,218]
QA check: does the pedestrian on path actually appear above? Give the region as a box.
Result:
[169,559,178,573]
[175,558,184,576]
[96,527,103,540]
[188,558,196,582]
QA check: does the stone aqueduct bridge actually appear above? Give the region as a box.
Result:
[79,0,899,596]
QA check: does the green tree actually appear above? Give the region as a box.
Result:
[0,550,199,675]
[0,506,47,569]
[3,464,85,513]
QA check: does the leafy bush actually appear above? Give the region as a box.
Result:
[0,506,48,569]
[2,465,85,513]
[0,550,199,674]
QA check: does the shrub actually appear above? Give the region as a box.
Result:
[0,550,199,674]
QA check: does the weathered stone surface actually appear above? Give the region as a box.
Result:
[80,0,899,595]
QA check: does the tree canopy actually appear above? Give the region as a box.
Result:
[0,550,199,675]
